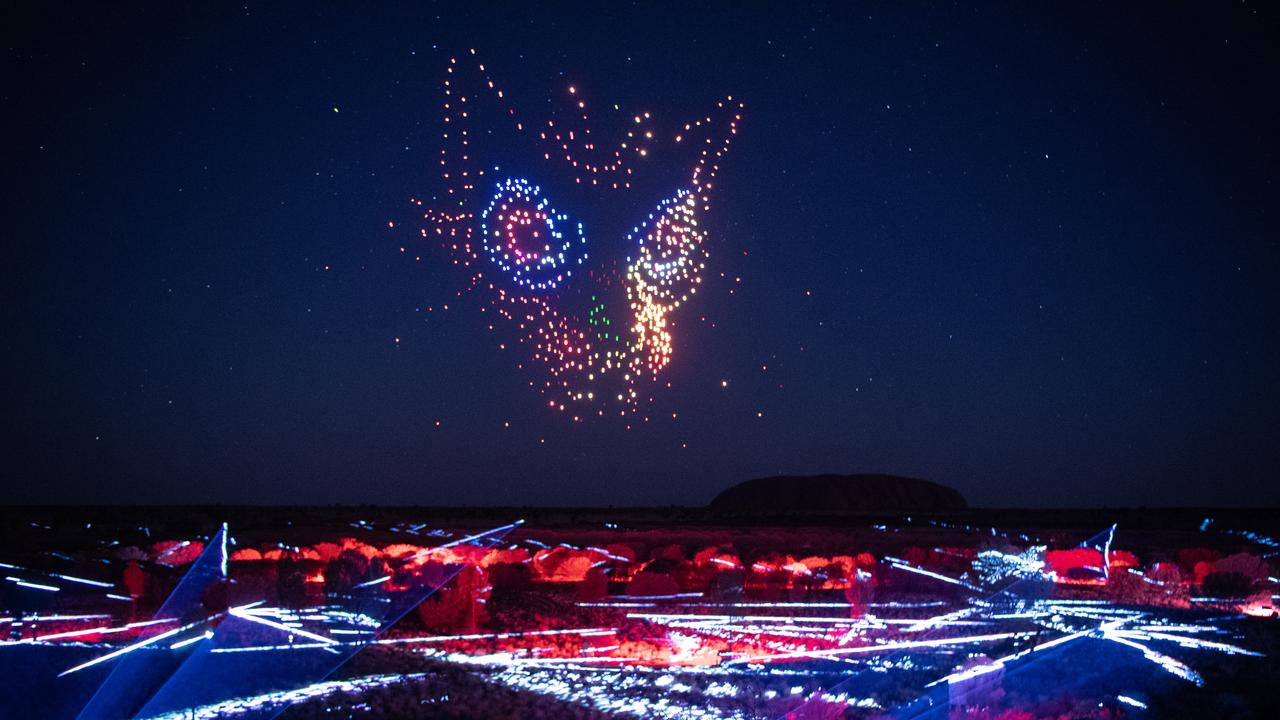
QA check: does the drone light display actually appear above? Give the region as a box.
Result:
[415,50,741,418]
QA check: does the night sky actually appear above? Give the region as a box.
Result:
[6,3,1277,507]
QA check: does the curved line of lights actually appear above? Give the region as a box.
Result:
[479,177,586,292]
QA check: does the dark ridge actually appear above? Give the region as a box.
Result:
[709,473,969,515]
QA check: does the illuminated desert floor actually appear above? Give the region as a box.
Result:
[1,507,1277,719]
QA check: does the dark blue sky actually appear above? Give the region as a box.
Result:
[6,3,1277,507]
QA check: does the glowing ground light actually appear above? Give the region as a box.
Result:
[9,518,1271,719]
[414,49,741,419]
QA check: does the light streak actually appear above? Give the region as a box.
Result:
[11,579,59,592]
[1029,628,1092,654]
[26,617,183,644]
[353,575,390,588]
[1121,629,1262,656]
[1101,633,1203,685]
[208,627,620,654]
[435,520,524,550]
[170,630,213,649]
[586,546,632,562]
[2,613,111,623]
[51,573,113,588]
[925,628,1092,689]
[612,592,703,600]
[58,620,202,676]
[940,661,1002,685]
[726,631,1033,664]
[488,655,642,666]
[33,625,121,641]
[886,561,981,591]
[626,612,984,627]
[611,600,950,609]
[377,627,616,645]
[211,643,334,654]
[903,607,976,632]
[1103,523,1117,580]
[1117,695,1148,709]
[228,605,338,646]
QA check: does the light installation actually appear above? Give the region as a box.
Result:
[2,515,1275,718]
[414,50,741,419]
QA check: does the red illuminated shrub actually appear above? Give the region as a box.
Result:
[628,568,680,597]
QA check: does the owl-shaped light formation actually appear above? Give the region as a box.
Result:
[415,49,741,421]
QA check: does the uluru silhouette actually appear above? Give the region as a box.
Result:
[710,473,968,515]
